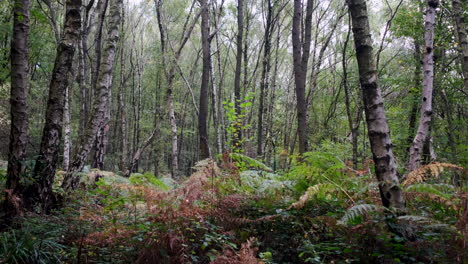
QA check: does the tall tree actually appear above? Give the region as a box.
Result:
[155,0,201,178]
[256,0,273,158]
[292,0,313,155]
[3,0,31,219]
[29,0,82,210]
[408,0,438,171]
[452,0,468,90]
[233,0,244,150]
[347,0,405,210]
[198,0,211,159]
[62,0,123,190]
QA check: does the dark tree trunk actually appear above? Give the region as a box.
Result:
[257,0,273,158]
[342,17,360,169]
[292,0,313,156]
[4,0,31,219]
[347,0,405,210]
[198,0,211,159]
[233,0,244,150]
[28,0,81,212]
[62,0,123,190]
[452,0,468,89]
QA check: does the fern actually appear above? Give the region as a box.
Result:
[339,204,382,225]
[397,215,433,224]
[129,172,170,191]
[230,153,273,172]
[288,183,337,209]
[404,183,454,200]
[403,162,465,185]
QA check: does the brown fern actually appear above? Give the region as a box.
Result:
[403,163,466,186]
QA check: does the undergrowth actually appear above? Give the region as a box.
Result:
[0,155,466,263]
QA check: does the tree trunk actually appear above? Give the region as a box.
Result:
[347,0,405,210]
[155,0,200,178]
[342,17,359,169]
[4,0,30,219]
[233,0,244,150]
[62,0,123,190]
[452,0,468,89]
[408,0,438,172]
[126,128,158,177]
[198,0,211,159]
[63,85,71,171]
[257,0,273,158]
[292,0,313,155]
[405,40,422,160]
[29,0,81,210]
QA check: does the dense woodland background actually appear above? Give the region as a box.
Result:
[0,0,467,263]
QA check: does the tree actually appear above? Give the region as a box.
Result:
[3,0,31,219]
[292,0,313,156]
[346,0,405,210]
[256,0,273,158]
[233,0,244,150]
[198,0,211,159]
[452,0,468,90]
[28,0,82,210]
[62,0,123,190]
[155,0,201,177]
[408,0,438,171]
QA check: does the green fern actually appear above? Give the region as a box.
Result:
[230,153,273,172]
[289,183,337,209]
[404,183,454,200]
[339,204,382,225]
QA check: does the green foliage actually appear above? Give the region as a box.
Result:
[223,93,254,153]
[129,172,170,191]
[230,153,272,172]
[339,204,383,225]
[286,152,346,194]
[0,217,68,264]
[404,183,455,200]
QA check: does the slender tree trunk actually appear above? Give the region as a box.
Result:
[126,128,158,176]
[62,0,123,190]
[342,17,359,169]
[4,0,30,219]
[233,0,244,150]
[292,0,313,155]
[452,0,468,89]
[257,0,273,158]
[405,40,422,160]
[118,44,128,171]
[198,0,211,159]
[213,2,226,154]
[78,0,94,136]
[408,0,438,172]
[347,0,405,210]
[29,0,81,210]
[155,0,200,178]
[63,84,71,171]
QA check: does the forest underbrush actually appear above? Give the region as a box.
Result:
[0,153,466,264]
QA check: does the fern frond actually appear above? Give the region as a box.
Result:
[397,215,432,224]
[338,204,382,225]
[288,183,336,209]
[403,163,465,186]
[405,183,454,200]
[230,153,273,172]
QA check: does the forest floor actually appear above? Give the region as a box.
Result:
[0,154,467,263]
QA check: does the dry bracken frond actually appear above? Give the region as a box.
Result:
[403,163,466,186]
[288,183,335,210]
